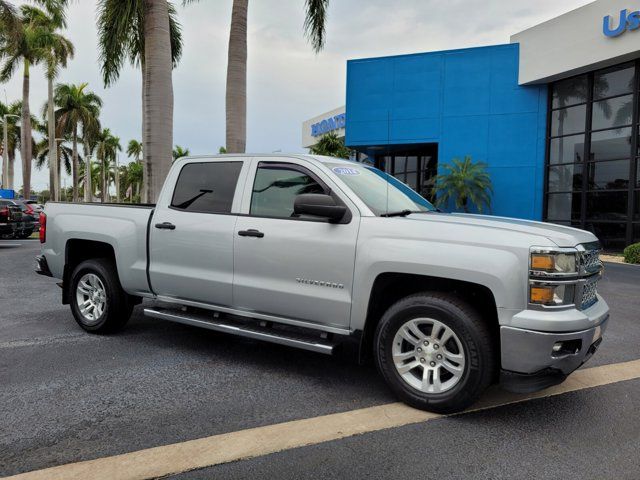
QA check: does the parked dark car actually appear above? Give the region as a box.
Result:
[0,203,17,238]
[0,200,35,239]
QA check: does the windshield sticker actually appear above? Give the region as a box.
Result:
[332,167,361,176]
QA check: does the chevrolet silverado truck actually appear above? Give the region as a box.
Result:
[35,154,609,413]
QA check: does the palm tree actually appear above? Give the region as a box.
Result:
[124,160,143,201]
[0,2,67,200]
[434,156,493,213]
[79,159,101,200]
[34,117,72,180]
[95,128,121,203]
[127,139,143,162]
[97,0,183,203]
[0,100,20,188]
[308,132,350,158]
[127,139,143,197]
[221,0,330,153]
[41,15,74,201]
[172,144,189,161]
[53,82,102,202]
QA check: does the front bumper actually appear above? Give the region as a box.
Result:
[500,300,609,393]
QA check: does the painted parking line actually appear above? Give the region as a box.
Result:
[5,358,640,480]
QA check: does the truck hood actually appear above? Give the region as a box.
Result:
[406,212,597,247]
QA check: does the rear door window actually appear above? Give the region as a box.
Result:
[171,162,243,214]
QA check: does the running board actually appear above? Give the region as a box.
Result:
[144,307,337,355]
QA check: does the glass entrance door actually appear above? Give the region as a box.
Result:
[375,146,438,201]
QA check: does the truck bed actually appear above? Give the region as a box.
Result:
[42,202,156,297]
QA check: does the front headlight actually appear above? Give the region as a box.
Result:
[530,250,578,276]
[529,282,576,306]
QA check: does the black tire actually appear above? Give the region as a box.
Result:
[374,292,495,414]
[69,258,133,334]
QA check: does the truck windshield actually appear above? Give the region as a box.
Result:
[327,163,436,216]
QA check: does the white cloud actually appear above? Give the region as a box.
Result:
[3,0,592,191]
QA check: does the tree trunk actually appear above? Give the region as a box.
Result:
[143,0,173,202]
[84,143,91,202]
[115,155,120,202]
[8,148,14,190]
[102,158,106,203]
[225,0,248,153]
[21,61,32,199]
[462,196,469,213]
[140,67,148,203]
[71,125,79,202]
[47,77,57,202]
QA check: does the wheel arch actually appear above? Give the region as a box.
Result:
[62,239,118,305]
[358,272,499,366]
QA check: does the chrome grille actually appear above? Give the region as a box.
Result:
[581,278,599,310]
[580,248,601,274]
[579,244,602,310]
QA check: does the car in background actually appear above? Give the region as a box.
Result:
[0,203,17,238]
[0,199,36,239]
[23,200,44,215]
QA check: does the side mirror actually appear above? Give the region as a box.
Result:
[294,193,347,222]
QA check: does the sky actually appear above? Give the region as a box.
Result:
[4,0,594,191]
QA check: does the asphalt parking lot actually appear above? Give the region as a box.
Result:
[1,240,639,479]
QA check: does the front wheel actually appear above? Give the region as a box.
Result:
[374,292,495,414]
[70,258,133,334]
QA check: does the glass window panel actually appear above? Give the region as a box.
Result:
[592,94,633,130]
[250,166,325,218]
[594,65,635,99]
[585,222,627,250]
[549,134,585,164]
[379,156,391,173]
[590,128,632,161]
[546,192,582,221]
[394,157,406,173]
[171,162,243,214]
[635,191,640,221]
[636,159,640,188]
[586,160,630,190]
[406,171,418,190]
[552,75,588,108]
[551,105,586,137]
[406,156,418,172]
[548,164,583,192]
[586,192,628,221]
[634,223,640,243]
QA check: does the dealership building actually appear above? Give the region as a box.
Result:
[303,0,640,249]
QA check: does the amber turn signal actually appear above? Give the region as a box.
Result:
[530,286,555,304]
[531,254,554,271]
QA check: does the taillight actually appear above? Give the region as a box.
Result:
[25,204,34,215]
[39,212,46,243]
[0,207,8,221]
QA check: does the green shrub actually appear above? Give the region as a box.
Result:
[623,242,640,264]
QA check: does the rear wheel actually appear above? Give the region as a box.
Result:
[70,259,133,333]
[374,292,494,413]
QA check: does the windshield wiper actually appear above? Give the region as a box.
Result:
[380,209,414,217]
[380,209,439,217]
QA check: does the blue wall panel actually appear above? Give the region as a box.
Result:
[345,43,548,220]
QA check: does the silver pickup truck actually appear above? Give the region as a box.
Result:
[36,154,609,413]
